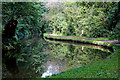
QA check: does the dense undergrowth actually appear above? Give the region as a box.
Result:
[46,2,120,40]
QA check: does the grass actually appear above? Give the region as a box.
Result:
[48,45,119,78]
[44,33,112,46]
[44,33,119,41]
[44,35,112,53]
[43,33,119,78]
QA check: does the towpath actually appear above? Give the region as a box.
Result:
[48,33,120,46]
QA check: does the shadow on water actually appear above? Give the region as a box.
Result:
[2,50,19,78]
[2,37,113,78]
[5,57,19,75]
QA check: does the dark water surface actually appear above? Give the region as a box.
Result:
[2,38,112,78]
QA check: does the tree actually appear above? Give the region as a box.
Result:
[46,2,120,40]
[2,2,48,40]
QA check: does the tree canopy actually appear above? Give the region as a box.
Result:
[2,2,48,40]
[46,2,120,40]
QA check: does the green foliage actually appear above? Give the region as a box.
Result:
[49,13,68,35]
[109,25,120,40]
[2,2,48,40]
[46,2,119,40]
[2,3,48,77]
[2,2,48,55]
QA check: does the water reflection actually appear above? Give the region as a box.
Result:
[2,38,112,78]
[45,37,114,52]
[5,57,19,75]
[41,39,112,78]
[41,60,65,78]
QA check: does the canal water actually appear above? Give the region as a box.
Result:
[2,38,112,78]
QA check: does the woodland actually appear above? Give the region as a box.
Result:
[2,1,120,78]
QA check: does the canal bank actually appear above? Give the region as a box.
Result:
[44,33,120,46]
[43,33,119,78]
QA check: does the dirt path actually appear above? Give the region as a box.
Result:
[48,33,120,46]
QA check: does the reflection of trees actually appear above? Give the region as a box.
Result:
[47,43,111,68]
[2,53,19,78]
[17,39,49,78]
[41,60,66,78]
[2,39,49,78]
[84,48,111,61]
[47,43,68,60]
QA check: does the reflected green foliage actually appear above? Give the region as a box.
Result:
[46,42,111,70]
[2,2,49,79]
[49,44,119,78]
[2,38,112,78]
[2,38,49,78]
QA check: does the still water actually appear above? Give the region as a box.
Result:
[2,38,112,78]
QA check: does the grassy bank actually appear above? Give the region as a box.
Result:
[48,45,119,78]
[44,33,119,78]
[44,33,119,41]
[44,33,115,46]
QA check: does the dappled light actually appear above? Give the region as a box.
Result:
[2,1,119,79]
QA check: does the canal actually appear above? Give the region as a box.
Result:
[2,37,113,78]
